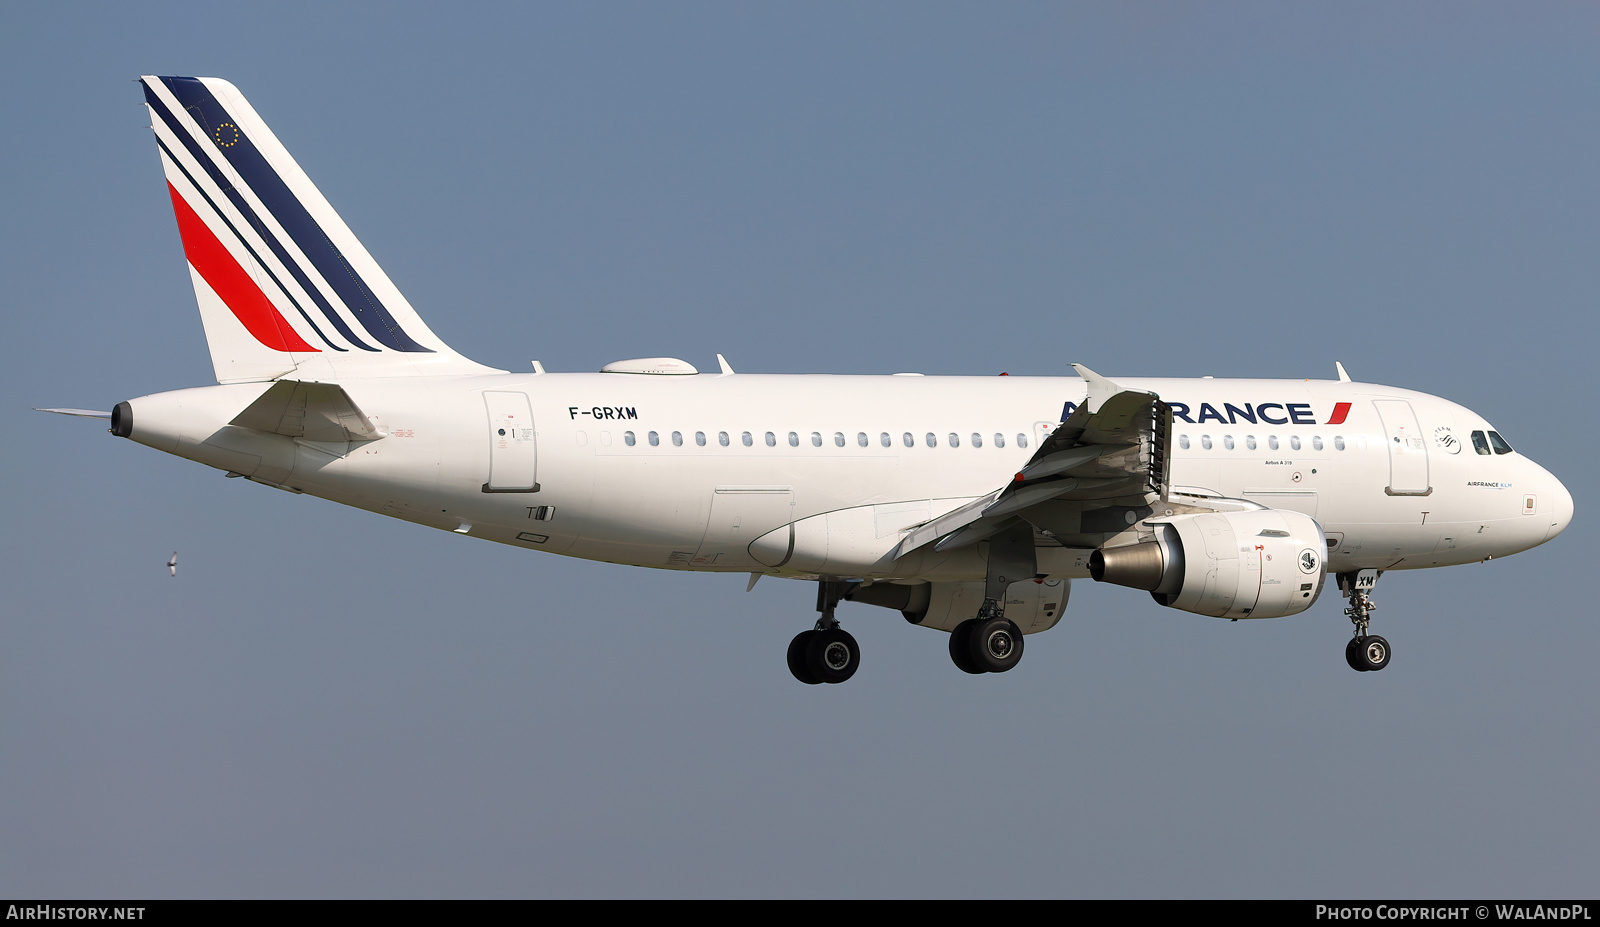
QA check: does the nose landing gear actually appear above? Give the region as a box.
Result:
[1341,569,1390,672]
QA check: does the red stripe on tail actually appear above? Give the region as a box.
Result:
[165,183,318,353]
[1327,402,1352,425]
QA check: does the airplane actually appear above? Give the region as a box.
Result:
[57,76,1574,684]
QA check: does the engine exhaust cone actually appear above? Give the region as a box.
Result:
[1089,542,1167,591]
[111,401,133,438]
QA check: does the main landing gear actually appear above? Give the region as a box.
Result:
[1340,569,1391,672]
[948,520,1034,675]
[787,579,861,685]
[949,606,1024,675]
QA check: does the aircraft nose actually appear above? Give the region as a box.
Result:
[1546,472,1574,542]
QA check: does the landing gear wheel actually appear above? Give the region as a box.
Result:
[1345,637,1367,672]
[968,617,1024,673]
[805,627,859,684]
[949,619,984,675]
[788,630,822,685]
[1358,635,1391,672]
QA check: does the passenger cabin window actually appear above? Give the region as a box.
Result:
[835,432,846,447]
[1246,435,1257,450]
[765,432,776,447]
[719,431,730,447]
[857,432,868,447]
[1200,435,1212,450]
[1018,434,1028,448]
[1471,431,1491,455]
[1178,435,1191,450]
[671,431,683,446]
[1488,431,1514,455]
[1312,436,1323,451]
[1290,436,1301,451]
[995,434,1005,448]
[926,433,937,447]
[903,433,914,448]
[812,432,822,447]
[949,433,960,448]
[1223,435,1235,450]
[789,432,799,447]
[1269,436,1280,451]
[880,433,891,448]
[972,433,983,448]
[1334,436,1346,451]
[695,431,706,446]
[624,431,636,446]
[741,431,753,447]
[648,431,660,446]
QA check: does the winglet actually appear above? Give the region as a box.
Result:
[717,353,736,376]
[1335,361,1352,382]
[1070,363,1121,414]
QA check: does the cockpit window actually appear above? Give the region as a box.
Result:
[1488,431,1513,455]
[1471,431,1492,455]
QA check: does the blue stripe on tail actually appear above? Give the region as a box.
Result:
[144,82,378,352]
[154,77,432,353]
[153,134,345,351]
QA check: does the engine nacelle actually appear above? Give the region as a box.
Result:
[848,579,1069,635]
[1089,509,1327,619]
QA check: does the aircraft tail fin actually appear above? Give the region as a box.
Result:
[139,75,502,383]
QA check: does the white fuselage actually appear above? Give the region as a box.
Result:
[122,372,1572,586]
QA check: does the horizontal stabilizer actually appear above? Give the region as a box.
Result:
[230,380,376,442]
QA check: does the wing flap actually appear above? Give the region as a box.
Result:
[894,365,1173,559]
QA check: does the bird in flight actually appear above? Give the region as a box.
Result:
[167,552,178,577]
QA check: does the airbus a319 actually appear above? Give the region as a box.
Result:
[45,77,1574,684]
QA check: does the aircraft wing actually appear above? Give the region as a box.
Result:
[894,364,1171,557]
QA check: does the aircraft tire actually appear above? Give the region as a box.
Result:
[969,617,1024,673]
[949,619,985,674]
[1358,635,1391,672]
[806,628,859,684]
[788,631,822,685]
[1345,637,1368,672]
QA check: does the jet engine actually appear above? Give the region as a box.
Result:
[848,578,1069,635]
[1089,510,1327,619]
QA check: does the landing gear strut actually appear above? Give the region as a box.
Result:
[788,579,861,685]
[1340,569,1391,672]
[949,522,1033,675]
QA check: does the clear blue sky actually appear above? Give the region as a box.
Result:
[2,2,1595,897]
